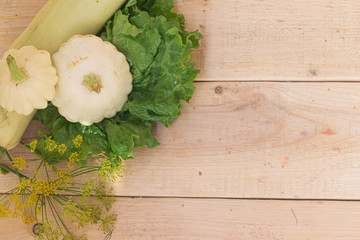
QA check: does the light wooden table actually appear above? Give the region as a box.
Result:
[2,0,360,239]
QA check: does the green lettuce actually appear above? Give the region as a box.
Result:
[35,0,201,164]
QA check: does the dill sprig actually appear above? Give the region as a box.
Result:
[0,134,122,239]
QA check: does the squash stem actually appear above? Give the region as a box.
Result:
[82,73,103,94]
[6,55,28,84]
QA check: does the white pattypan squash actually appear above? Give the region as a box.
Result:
[0,46,58,115]
[51,35,133,126]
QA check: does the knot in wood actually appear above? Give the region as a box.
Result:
[215,86,223,94]
[33,223,43,235]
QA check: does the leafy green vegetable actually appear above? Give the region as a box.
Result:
[102,1,201,126]
[35,0,202,163]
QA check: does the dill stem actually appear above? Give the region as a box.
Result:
[52,194,67,206]
[34,160,44,176]
[44,163,50,182]
[73,169,98,177]
[58,189,82,195]
[34,195,41,222]
[48,196,70,233]
[19,141,28,149]
[26,158,42,162]
[0,163,28,179]
[70,182,85,186]
[46,196,69,234]
[0,187,18,200]
[43,195,49,223]
[70,166,98,174]
[41,196,44,224]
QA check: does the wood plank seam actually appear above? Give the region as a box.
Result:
[111,196,360,202]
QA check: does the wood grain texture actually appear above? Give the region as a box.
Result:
[0,0,47,51]
[177,0,360,81]
[3,0,360,80]
[1,198,360,240]
[4,82,360,200]
[2,0,360,239]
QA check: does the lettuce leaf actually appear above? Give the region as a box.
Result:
[35,0,201,163]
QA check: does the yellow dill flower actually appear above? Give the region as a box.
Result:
[29,139,37,152]
[11,210,21,219]
[72,135,83,148]
[13,202,24,217]
[37,221,63,240]
[63,200,97,227]
[80,179,96,204]
[55,169,74,189]
[99,158,123,182]
[17,179,28,190]
[0,204,12,217]
[22,214,36,224]
[45,136,57,152]
[94,182,114,211]
[55,168,71,179]
[99,214,116,234]
[68,151,81,169]
[12,157,26,170]
[58,143,67,154]
[26,192,40,207]
[30,179,60,196]
[9,192,20,203]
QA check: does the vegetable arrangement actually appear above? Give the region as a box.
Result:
[0,0,201,239]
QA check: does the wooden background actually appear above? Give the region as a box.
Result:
[2,0,360,239]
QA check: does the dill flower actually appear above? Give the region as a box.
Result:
[9,192,20,203]
[12,157,26,170]
[27,192,39,206]
[58,143,67,155]
[80,179,96,204]
[22,213,36,224]
[55,168,72,179]
[94,181,114,211]
[37,221,63,240]
[29,139,37,152]
[72,135,83,148]
[98,158,123,182]
[12,202,24,218]
[30,179,60,196]
[17,179,28,190]
[0,204,12,217]
[63,200,98,227]
[68,151,81,168]
[99,214,116,234]
[0,134,117,239]
[45,136,57,152]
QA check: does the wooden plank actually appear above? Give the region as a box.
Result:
[3,0,360,81]
[4,82,360,199]
[1,198,360,239]
[176,0,360,81]
[0,0,47,52]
